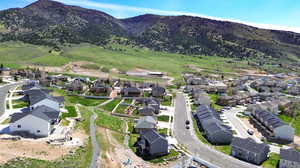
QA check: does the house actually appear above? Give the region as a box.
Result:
[65,79,83,92]
[136,98,160,114]
[151,86,166,97]
[135,116,157,133]
[193,92,211,107]
[25,88,64,111]
[139,106,155,116]
[121,87,141,97]
[194,105,232,145]
[90,79,111,95]
[9,105,60,137]
[135,129,168,157]
[251,109,295,142]
[279,149,300,168]
[231,137,270,165]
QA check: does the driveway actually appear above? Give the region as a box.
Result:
[173,92,258,168]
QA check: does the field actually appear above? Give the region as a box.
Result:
[0,42,254,79]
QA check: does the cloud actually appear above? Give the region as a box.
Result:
[40,0,300,33]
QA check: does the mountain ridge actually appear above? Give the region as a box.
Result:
[0,0,300,62]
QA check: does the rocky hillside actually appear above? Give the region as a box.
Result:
[1,0,300,62]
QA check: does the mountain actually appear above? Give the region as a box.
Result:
[1,0,300,62]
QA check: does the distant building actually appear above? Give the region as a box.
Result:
[231,137,269,165]
[121,87,141,97]
[151,86,166,97]
[279,149,300,168]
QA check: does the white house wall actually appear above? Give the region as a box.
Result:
[9,115,50,137]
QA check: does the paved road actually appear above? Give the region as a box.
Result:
[0,83,22,117]
[90,113,100,168]
[173,92,258,168]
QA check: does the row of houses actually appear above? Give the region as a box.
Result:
[250,109,295,142]
[194,105,233,145]
[9,85,64,138]
[231,137,300,167]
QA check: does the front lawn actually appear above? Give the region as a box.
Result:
[161,96,172,106]
[114,104,128,114]
[12,100,28,109]
[157,115,170,122]
[67,96,105,106]
[279,114,300,135]
[262,153,280,168]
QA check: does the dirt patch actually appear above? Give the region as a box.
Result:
[186,64,204,72]
[0,138,71,163]
[30,61,109,78]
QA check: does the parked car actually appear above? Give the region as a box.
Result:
[185,120,190,125]
[247,129,254,135]
[186,126,190,129]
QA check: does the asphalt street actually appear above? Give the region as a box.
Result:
[0,83,21,117]
[173,92,258,168]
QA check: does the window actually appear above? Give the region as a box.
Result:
[37,130,40,133]
[17,125,21,128]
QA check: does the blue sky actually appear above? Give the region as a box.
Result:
[1,0,300,32]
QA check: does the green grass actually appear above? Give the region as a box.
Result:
[209,94,224,111]
[128,134,138,153]
[95,110,125,132]
[148,149,179,163]
[0,42,253,79]
[67,96,104,106]
[61,106,77,119]
[0,138,93,168]
[161,96,172,106]
[76,106,93,133]
[158,128,168,135]
[278,114,300,135]
[192,118,209,144]
[157,115,170,122]
[111,131,125,145]
[214,145,231,155]
[12,100,28,109]
[101,99,121,112]
[262,153,280,168]
[60,119,70,126]
[115,104,128,114]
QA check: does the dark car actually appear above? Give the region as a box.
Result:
[186,126,190,129]
[185,120,190,125]
[247,129,254,135]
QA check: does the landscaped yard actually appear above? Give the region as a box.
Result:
[114,104,129,114]
[279,114,300,135]
[262,153,280,168]
[157,115,170,122]
[161,96,172,106]
[12,99,28,109]
[158,128,168,135]
[67,96,106,106]
[209,94,224,111]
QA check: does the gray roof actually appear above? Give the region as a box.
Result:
[139,106,155,116]
[25,89,61,105]
[141,129,167,144]
[253,110,286,129]
[10,105,60,123]
[231,137,269,154]
[135,116,157,129]
[280,149,300,163]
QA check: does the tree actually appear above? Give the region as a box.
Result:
[13,75,18,81]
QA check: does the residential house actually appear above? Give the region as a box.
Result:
[9,105,60,137]
[279,149,300,168]
[151,86,166,97]
[194,105,232,145]
[231,137,270,165]
[136,98,160,114]
[139,106,155,116]
[135,116,157,133]
[135,129,169,157]
[251,109,295,142]
[121,87,141,97]
[65,79,83,92]
[90,79,111,95]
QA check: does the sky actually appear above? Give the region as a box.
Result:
[1,0,300,33]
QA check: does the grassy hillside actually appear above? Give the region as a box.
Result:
[0,42,254,79]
